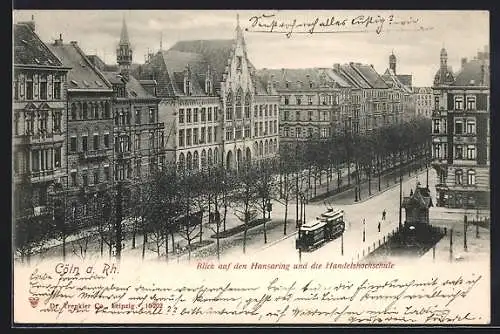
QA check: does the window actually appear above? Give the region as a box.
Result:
[226,128,233,140]
[207,107,212,121]
[244,95,250,119]
[104,133,110,148]
[237,56,242,71]
[92,104,99,119]
[235,126,242,139]
[136,160,141,178]
[213,126,218,141]
[71,171,77,186]
[207,127,212,143]
[264,121,268,135]
[40,75,47,100]
[259,105,263,117]
[26,74,33,100]
[254,106,258,118]
[274,120,277,134]
[93,169,99,184]
[308,127,313,137]
[455,120,463,135]
[467,170,476,185]
[433,119,440,134]
[149,108,155,123]
[284,127,289,137]
[135,109,141,124]
[104,166,110,181]
[193,128,198,144]
[284,96,289,105]
[14,76,19,100]
[39,111,48,133]
[308,110,313,121]
[186,129,192,146]
[70,136,77,152]
[193,108,198,122]
[186,108,192,123]
[54,147,61,168]
[200,127,206,143]
[321,128,327,138]
[82,135,88,152]
[466,96,476,110]
[466,145,476,160]
[235,93,242,119]
[259,122,263,136]
[214,107,218,121]
[54,75,61,100]
[296,96,302,105]
[201,108,206,122]
[179,109,184,123]
[93,134,99,150]
[52,112,61,132]
[308,96,313,105]
[455,169,463,185]
[265,106,268,117]
[244,125,250,138]
[454,96,464,110]
[254,123,258,137]
[455,145,463,159]
[135,134,140,150]
[466,119,476,134]
[226,94,233,120]
[296,111,300,121]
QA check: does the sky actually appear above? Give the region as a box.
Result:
[13,10,489,87]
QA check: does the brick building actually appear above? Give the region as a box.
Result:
[134,16,280,171]
[431,46,490,209]
[47,36,115,228]
[413,87,433,118]
[13,20,70,221]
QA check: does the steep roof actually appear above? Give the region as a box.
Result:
[169,39,234,85]
[397,74,412,87]
[452,59,489,87]
[323,68,352,88]
[47,41,111,90]
[340,64,371,89]
[351,63,389,89]
[14,24,63,67]
[256,68,323,90]
[102,71,155,98]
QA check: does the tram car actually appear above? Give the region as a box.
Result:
[295,208,346,252]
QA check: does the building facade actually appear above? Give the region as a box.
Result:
[48,36,115,228]
[431,46,490,209]
[413,87,433,118]
[135,17,280,170]
[13,21,70,221]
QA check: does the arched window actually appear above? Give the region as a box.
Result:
[178,153,185,169]
[207,148,213,165]
[186,152,193,170]
[226,91,233,120]
[235,88,243,119]
[214,147,219,164]
[201,150,207,168]
[264,140,269,155]
[104,102,111,118]
[455,169,463,185]
[82,103,88,120]
[259,141,263,156]
[244,93,251,118]
[193,151,199,170]
[467,169,476,185]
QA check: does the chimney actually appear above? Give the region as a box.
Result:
[20,15,36,31]
[333,63,341,71]
[54,33,63,46]
[461,58,467,69]
[70,41,78,45]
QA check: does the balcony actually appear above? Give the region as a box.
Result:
[117,151,132,160]
[28,132,64,145]
[79,149,110,161]
[135,122,165,131]
[29,169,63,183]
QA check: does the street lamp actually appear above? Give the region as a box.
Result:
[363,218,366,242]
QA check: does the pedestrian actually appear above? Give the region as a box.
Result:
[378,221,381,232]
[382,209,386,221]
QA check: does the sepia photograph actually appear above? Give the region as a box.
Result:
[12,9,490,325]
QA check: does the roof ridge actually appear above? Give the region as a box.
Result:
[70,42,113,89]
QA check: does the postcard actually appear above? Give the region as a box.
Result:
[12,9,490,325]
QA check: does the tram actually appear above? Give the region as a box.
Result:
[295,208,346,252]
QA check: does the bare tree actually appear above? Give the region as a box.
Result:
[71,230,93,260]
[254,159,277,244]
[232,161,259,254]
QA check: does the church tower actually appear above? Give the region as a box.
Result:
[440,47,448,70]
[117,17,132,80]
[389,51,397,74]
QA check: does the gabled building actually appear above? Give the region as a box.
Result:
[382,52,415,122]
[431,46,490,209]
[47,35,115,228]
[402,182,433,225]
[256,68,346,151]
[13,20,70,221]
[413,87,433,118]
[135,16,280,171]
[96,19,164,187]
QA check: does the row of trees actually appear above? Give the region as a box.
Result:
[14,117,431,264]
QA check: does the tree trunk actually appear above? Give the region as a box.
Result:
[142,231,147,260]
[378,154,381,192]
[284,195,288,235]
[132,220,137,249]
[62,236,66,261]
[164,226,169,261]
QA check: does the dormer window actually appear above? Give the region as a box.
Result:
[205,78,212,95]
[185,77,191,96]
[309,82,313,88]
[237,56,242,72]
